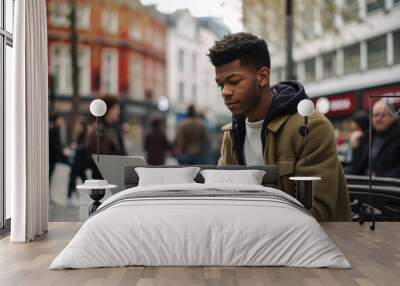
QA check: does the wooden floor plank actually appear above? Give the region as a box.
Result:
[0,222,399,286]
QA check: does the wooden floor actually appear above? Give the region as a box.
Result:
[0,222,399,286]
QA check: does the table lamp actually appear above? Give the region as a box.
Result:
[289,99,321,210]
[79,99,108,215]
[297,99,314,163]
[89,99,107,162]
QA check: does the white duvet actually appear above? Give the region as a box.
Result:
[50,183,351,269]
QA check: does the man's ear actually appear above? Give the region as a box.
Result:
[257,67,270,87]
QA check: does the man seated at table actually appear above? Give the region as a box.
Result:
[208,32,351,221]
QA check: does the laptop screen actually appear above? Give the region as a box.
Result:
[92,155,147,192]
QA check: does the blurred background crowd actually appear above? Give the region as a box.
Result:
[30,0,400,219]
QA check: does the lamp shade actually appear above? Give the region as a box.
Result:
[90,99,107,117]
[297,99,315,117]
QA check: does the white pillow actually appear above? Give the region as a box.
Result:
[200,169,266,185]
[135,167,201,186]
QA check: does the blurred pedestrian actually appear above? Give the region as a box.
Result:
[354,99,400,178]
[67,117,91,204]
[88,95,126,178]
[49,114,69,185]
[175,105,210,165]
[349,112,369,174]
[335,129,351,164]
[144,117,171,165]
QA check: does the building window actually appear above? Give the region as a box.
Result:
[1,0,15,229]
[322,51,337,79]
[130,23,143,41]
[178,82,184,102]
[50,45,72,95]
[50,45,91,96]
[49,2,71,28]
[366,0,385,14]
[394,30,400,65]
[321,1,335,32]
[302,7,315,40]
[343,43,361,74]
[343,0,359,22]
[304,58,316,82]
[102,11,118,35]
[49,3,90,30]
[367,35,387,69]
[78,47,91,95]
[76,5,91,30]
[178,48,184,72]
[129,56,143,99]
[101,49,119,95]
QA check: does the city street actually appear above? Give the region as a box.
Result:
[49,164,80,222]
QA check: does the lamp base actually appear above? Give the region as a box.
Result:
[289,177,321,210]
[88,189,105,215]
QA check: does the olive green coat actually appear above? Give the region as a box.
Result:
[218,111,351,221]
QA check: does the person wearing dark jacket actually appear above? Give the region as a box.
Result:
[67,117,91,200]
[208,32,351,221]
[144,117,171,165]
[353,100,400,178]
[349,112,369,175]
[49,114,69,184]
[175,105,210,165]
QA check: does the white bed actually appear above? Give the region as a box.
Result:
[50,183,351,269]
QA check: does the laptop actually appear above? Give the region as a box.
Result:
[92,155,147,193]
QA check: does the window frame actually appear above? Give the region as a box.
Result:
[1,0,14,231]
[304,57,316,82]
[366,0,385,14]
[366,34,387,70]
[343,43,361,75]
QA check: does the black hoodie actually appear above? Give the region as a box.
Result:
[231,80,309,165]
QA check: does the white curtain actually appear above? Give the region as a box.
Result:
[8,0,49,242]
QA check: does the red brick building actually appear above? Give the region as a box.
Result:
[46,0,167,105]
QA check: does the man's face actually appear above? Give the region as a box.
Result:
[215,60,261,117]
[372,101,395,133]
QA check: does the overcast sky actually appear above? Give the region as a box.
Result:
[140,0,243,32]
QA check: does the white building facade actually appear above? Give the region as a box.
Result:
[244,0,400,123]
[166,9,230,135]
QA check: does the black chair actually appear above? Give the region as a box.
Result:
[346,175,400,221]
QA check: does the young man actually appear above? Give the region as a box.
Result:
[208,32,351,221]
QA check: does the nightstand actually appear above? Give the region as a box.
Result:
[77,182,117,215]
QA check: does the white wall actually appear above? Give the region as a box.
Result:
[166,10,230,125]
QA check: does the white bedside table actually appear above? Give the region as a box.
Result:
[77,182,117,216]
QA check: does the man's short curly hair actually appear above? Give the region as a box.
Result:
[207,32,270,70]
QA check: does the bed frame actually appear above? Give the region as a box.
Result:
[123,165,280,190]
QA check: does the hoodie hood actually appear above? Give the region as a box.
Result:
[231,80,309,165]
